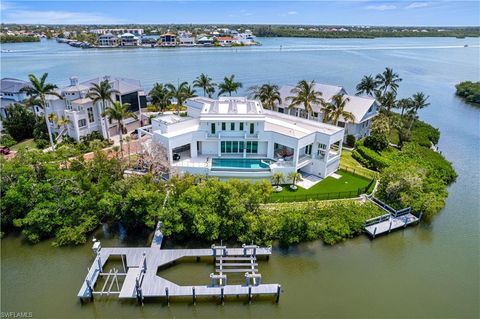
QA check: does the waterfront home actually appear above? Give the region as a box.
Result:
[138,96,344,179]
[119,33,139,47]
[40,76,147,141]
[196,36,214,46]
[90,28,144,36]
[216,36,236,46]
[178,35,195,47]
[276,84,378,140]
[97,33,118,47]
[0,78,30,131]
[159,33,177,47]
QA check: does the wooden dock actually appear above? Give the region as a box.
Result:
[364,197,420,238]
[78,236,280,304]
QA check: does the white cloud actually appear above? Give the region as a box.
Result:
[287,11,298,15]
[366,4,397,11]
[2,9,121,24]
[405,2,429,9]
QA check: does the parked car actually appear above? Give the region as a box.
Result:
[0,146,11,155]
[173,153,181,161]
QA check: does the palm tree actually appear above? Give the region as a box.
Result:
[375,67,402,96]
[321,94,355,125]
[206,86,215,98]
[165,82,196,114]
[356,75,377,96]
[20,73,62,150]
[218,75,242,96]
[86,79,119,141]
[149,83,170,113]
[407,92,430,135]
[271,172,285,192]
[248,84,282,111]
[54,115,71,143]
[286,80,323,119]
[24,96,42,122]
[193,73,216,97]
[288,171,302,190]
[103,101,138,157]
[379,91,397,117]
[396,97,414,119]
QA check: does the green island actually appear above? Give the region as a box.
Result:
[0,69,456,248]
[455,81,480,104]
[0,34,40,43]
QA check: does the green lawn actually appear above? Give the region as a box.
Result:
[340,149,378,179]
[270,170,374,203]
[10,139,37,151]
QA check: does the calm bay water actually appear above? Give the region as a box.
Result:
[1,37,479,319]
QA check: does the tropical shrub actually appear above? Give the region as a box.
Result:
[2,104,36,141]
[0,134,16,147]
[345,134,356,147]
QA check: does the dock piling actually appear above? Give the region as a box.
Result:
[276,285,281,303]
[86,279,94,302]
[165,287,169,306]
[221,287,224,305]
[373,227,377,238]
[248,286,252,303]
[388,220,392,233]
[192,287,196,305]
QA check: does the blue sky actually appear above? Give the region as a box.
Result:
[1,1,479,26]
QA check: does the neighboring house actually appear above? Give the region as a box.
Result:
[138,96,344,179]
[196,36,214,46]
[159,33,177,47]
[97,33,118,47]
[119,33,139,47]
[39,76,147,141]
[215,36,236,46]
[178,36,195,46]
[0,78,30,131]
[277,83,378,140]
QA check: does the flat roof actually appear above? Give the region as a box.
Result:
[264,111,343,138]
[153,114,192,125]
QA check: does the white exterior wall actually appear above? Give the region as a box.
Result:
[200,141,217,155]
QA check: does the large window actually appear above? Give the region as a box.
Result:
[305,144,312,155]
[246,141,258,154]
[221,141,245,154]
[222,122,226,130]
[87,107,95,123]
[78,119,87,127]
[211,123,216,134]
[249,123,254,134]
[239,122,244,131]
[230,122,235,131]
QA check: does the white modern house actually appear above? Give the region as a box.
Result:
[139,97,344,179]
[39,76,147,141]
[0,78,30,131]
[277,83,379,140]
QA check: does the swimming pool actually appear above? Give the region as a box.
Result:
[211,158,272,170]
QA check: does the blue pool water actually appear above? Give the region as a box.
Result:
[211,158,272,170]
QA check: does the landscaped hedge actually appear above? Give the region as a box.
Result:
[352,140,392,171]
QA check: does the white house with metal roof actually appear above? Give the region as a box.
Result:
[138,96,344,179]
[276,83,379,140]
[40,76,147,141]
[0,78,30,131]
